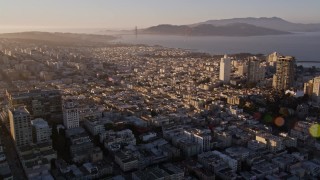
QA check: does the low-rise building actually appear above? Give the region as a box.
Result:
[256,133,285,152]
[100,129,136,151]
[84,117,110,136]
[115,151,139,172]
[132,163,184,180]
[18,143,57,179]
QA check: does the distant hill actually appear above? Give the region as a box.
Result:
[193,17,320,32]
[143,23,289,36]
[0,31,116,45]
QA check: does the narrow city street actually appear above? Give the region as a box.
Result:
[1,124,26,180]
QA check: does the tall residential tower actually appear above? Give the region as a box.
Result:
[272,56,295,90]
[219,54,231,83]
[247,58,266,83]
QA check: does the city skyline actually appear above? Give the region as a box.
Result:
[1,0,320,31]
[2,1,320,179]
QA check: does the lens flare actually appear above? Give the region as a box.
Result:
[274,117,285,127]
[263,114,273,123]
[309,124,320,138]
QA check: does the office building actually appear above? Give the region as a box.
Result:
[219,54,231,83]
[31,118,51,143]
[63,100,79,129]
[272,56,295,90]
[9,106,32,147]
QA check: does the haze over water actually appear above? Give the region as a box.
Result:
[117,32,320,67]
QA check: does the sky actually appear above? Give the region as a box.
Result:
[1,0,320,30]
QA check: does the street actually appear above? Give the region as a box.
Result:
[0,124,27,180]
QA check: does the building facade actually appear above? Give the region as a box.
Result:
[183,128,212,153]
[8,90,62,122]
[247,58,266,83]
[31,118,51,143]
[9,106,32,147]
[272,56,295,90]
[311,77,320,105]
[63,100,79,129]
[219,55,231,83]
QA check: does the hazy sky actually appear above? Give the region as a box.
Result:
[1,0,320,30]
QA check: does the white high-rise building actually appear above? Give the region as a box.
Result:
[219,54,231,83]
[63,100,79,129]
[9,106,33,147]
[31,118,51,143]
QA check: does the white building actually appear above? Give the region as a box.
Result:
[9,106,33,147]
[183,128,212,152]
[31,118,51,143]
[63,100,79,129]
[219,54,231,83]
[84,118,109,136]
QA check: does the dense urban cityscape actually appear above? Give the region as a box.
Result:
[0,35,320,180]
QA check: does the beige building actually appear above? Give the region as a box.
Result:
[9,106,32,147]
[237,63,248,76]
[311,77,320,105]
[267,52,280,66]
[304,79,314,96]
[256,133,284,152]
[227,96,241,105]
[303,77,320,106]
